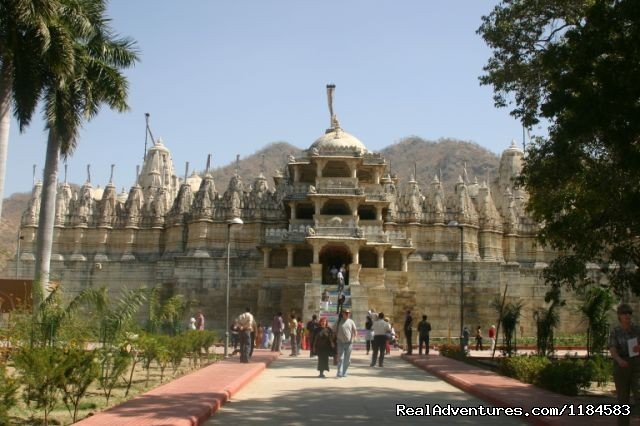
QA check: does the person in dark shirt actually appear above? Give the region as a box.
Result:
[417,315,432,355]
[404,310,413,355]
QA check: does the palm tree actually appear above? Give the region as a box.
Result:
[34,0,138,306]
[0,0,70,220]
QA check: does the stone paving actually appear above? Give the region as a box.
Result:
[76,348,638,426]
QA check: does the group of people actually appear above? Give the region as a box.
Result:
[459,324,497,352]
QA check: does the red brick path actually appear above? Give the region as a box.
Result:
[75,350,279,426]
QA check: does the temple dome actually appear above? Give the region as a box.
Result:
[309,127,367,154]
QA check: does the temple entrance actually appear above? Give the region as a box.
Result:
[320,245,352,285]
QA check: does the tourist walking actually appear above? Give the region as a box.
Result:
[334,308,357,377]
[336,292,346,314]
[236,307,256,363]
[313,317,335,378]
[196,311,205,330]
[230,321,240,354]
[475,326,484,351]
[404,310,413,354]
[462,327,470,353]
[365,312,374,355]
[371,312,391,367]
[417,315,432,355]
[609,303,640,426]
[307,314,319,356]
[271,312,284,353]
[488,324,496,351]
[289,314,299,356]
[321,289,330,310]
[296,316,304,352]
[337,265,345,294]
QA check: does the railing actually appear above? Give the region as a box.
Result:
[314,226,364,238]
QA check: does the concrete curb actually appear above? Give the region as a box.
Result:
[402,354,617,426]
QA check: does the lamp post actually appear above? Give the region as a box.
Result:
[448,220,464,351]
[224,217,244,358]
[16,231,23,278]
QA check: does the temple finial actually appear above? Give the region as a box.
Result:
[64,163,68,184]
[184,161,189,182]
[109,164,115,184]
[86,164,91,183]
[326,84,337,128]
[32,164,37,185]
[235,154,240,177]
[261,154,265,176]
[205,154,211,175]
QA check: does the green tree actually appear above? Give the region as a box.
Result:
[478,0,640,296]
[34,0,138,305]
[0,0,66,220]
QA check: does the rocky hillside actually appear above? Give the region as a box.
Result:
[0,137,500,271]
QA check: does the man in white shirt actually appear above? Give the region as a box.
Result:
[334,308,357,377]
[371,312,392,367]
[236,307,256,363]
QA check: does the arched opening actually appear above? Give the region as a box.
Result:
[323,161,351,178]
[320,245,352,285]
[293,248,313,267]
[321,200,351,216]
[296,202,314,220]
[359,248,377,268]
[384,251,402,271]
[357,204,376,220]
[358,169,372,183]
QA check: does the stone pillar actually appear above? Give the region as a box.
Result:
[401,252,408,272]
[310,263,323,284]
[70,226,87,261]
[312,245,320,264]
[376,247,385,269]
[376,206,383,221]
[121,227,137,261]
[504,234,519,265]
[94,227,110,262]
[189,221,210,258]
[262,247,271,268]
[291,203,297,220]
[293,166,300,182]
[349,263,361,285]
[286,245,294,267]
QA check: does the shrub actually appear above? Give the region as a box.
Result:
[439,343,466,360]
[498,355,550,384]
[585,354,612,387]
[537,358,592,396]
[13,346,67,425]
[0,365,17,425]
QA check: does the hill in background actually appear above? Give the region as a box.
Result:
[0,137,501,270]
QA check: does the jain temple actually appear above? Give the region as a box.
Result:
[12,86,595,336]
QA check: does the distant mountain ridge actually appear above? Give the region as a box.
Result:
[0,137,500,271]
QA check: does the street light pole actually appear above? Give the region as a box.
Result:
[448,221,464,351]
[16,231,23,278]
[224,217,244,358]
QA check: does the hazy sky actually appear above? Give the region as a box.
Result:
[5,1,533,197]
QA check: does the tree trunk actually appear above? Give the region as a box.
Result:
[34,130,60,308]
[0,62,13,221]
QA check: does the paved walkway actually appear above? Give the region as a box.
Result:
[76,348,636,426]
[206,350,525,425]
